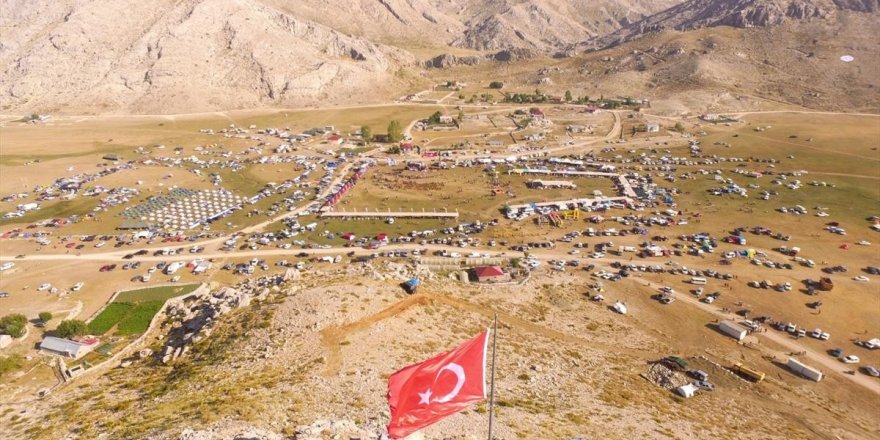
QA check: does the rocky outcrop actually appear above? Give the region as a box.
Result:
[582,0,877,50]
[832,0,879,11]
[421,48,535,69]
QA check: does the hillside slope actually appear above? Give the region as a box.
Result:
[0,0,411,114]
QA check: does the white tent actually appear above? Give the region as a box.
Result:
[676,384,698,398]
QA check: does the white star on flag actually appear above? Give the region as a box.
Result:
[418,389,432,405]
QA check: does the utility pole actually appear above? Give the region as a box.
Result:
[487,313,498,440]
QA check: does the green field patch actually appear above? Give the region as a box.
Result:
[116,301,165,336]
[89,285,199,336]
[87,303,135,335]
[114,284,199,304]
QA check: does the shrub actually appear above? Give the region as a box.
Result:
[39,312,53,323]
[0,314,27,338]
[55,320,88,339]
[0,354,24,377]
[489,81,503,89]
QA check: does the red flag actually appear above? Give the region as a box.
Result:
[387,330,489,439]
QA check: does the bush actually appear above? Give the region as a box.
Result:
[55,320,88,339]
[489,81,503,89]
[0,354,23,377]
[0,314,27,338]
[38,312,53,323]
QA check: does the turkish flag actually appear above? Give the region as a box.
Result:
[387,330,489,439]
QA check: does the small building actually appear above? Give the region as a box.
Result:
[40,336,96,359]
[327,135,343,145]
[438,115,454,124]
[529,108,545,120]
[645,123,660,133]
[473,266,510,283]
[0,334,12,349]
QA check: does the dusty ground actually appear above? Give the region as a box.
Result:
[4,265,877,439]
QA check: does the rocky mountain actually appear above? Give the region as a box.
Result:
[0,0,411,114]
[585,0,879,49]
[0,0,877,114]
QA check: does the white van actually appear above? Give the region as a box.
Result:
[690,277,708,285]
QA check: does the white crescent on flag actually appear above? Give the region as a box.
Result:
[433,363,466,403]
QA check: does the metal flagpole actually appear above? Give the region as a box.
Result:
[487,313,498,440]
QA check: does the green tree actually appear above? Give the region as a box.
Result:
[0,314,27,338]
[38,312,53,323]
[674,122,685,132]
[457,110,464,122]
[360,126,372,143]
[489,81,504,89]
[55,320,88,339]
[387,120,403,143]
[564,90,572,102]
[427,111,442,124]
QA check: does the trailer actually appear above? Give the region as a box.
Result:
[787,357,823,381]
[718,320,749,341]
[733,362,766,382]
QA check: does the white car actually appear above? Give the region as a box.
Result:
[71,282,84,291]
[853,276,870,282]
[842,355,860,364]
[0,262,14,271]
[37,283,51,291]
[701,296,715,304]
[857,240,871,246]
[94,241,106,248]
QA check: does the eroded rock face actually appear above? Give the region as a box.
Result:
[833,0,879,11]
[421,48,534,69]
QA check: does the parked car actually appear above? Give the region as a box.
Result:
[842,355,861,364]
